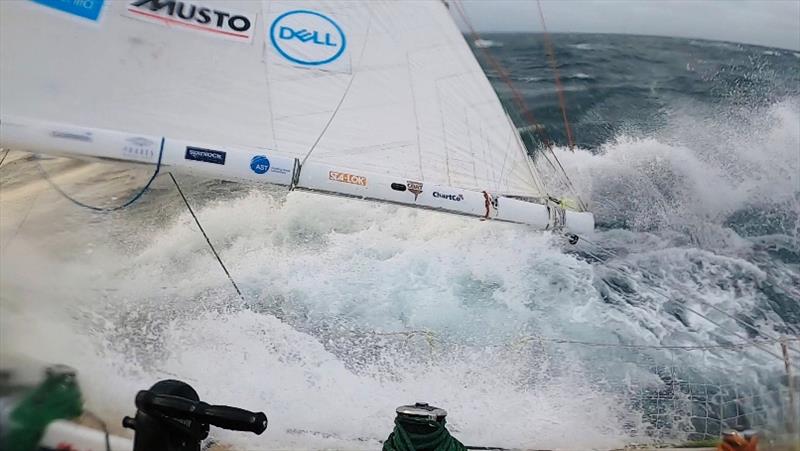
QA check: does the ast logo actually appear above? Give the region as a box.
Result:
[270,10,346,66]
[250,155,270,174]
[329,171,367,186]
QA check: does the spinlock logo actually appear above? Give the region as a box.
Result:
[126,0,256,43]
[250,155,270,174]
[185,146,226,165]
[270,10,346,66]
[433,191,464,202]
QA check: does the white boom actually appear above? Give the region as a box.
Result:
[0,116,594,234]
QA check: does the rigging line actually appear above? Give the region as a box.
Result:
[577,235,800,359]
[82,410,111,451]
[35,138,165,212]
[518,335,799,350]
[301,15,373,167]
[378,328,797,351]
[599,266,792,364]
[586,243,800,359]
[0,149,9,168]
[536,0,575,150]
[451,0,552,149]
[168,173,245,303]
[578,235,800,354]
[451,1,587,210]
[300,73,357,167]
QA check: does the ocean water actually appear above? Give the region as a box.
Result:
[1,33,798,449]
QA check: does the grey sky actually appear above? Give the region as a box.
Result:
[455,0,800,51]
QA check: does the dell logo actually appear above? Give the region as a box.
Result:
[270,10,346,66]
[278,26,337,47]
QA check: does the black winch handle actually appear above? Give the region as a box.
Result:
[135,391,268,434]
[198,405,268,434]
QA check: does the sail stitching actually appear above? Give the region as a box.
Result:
[263,1,280,155]
[434,79,453,186]
[301,10,373,166]
[406,52,425,181]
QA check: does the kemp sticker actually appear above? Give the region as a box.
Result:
[185,146,226,165]
[329,171,366,186]
[270,10,346,66]
[31,0,105,21]
[407,181,423,201]
[126,0,256,43]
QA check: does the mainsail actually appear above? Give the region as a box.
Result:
[0,0,594,233]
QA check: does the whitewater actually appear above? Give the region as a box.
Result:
[1,34,799,449]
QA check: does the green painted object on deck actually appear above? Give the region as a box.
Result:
[2,365,83,451]
[383,415,467,451]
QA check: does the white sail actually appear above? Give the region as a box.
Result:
[0,0,594,233]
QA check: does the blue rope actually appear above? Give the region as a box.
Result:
[37,137,165,212]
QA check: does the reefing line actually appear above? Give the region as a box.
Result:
[33,137,165,212]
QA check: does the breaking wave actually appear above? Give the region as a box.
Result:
[2,35,798,449]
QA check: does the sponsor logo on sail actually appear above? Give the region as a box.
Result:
[270,10,346,66]
[433,191,464,202]
[126,0,256,43]
[329,171,367,186]
[185,146,226,165]
[407,181,423,201]
[32,0,105,21]
[122,137,157,161]
[50,130,93,142]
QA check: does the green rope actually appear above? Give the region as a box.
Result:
[383,416,467,451]
[2,369,83,451]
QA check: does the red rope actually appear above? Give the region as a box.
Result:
[450,0,554,151]
[536,0,575,150]
[451,0,587,211]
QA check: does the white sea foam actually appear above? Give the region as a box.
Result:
[1,96,797,449]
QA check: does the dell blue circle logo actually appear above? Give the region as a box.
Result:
[250,155,270,174]
[269,10,346,66]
